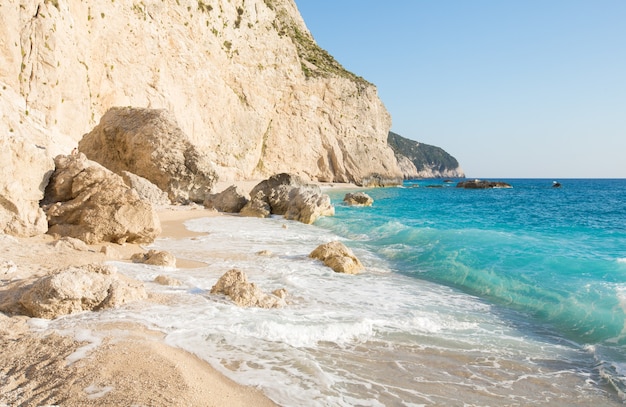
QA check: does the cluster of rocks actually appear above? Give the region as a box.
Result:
[0,106,376,317]
[210,240,365,308]
[0,233,367,320]
[0,107,219,244]
[205,173,335,225]
[456,180,512,189]
[1,106,371,245]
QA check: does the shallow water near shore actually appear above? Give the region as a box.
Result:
[44,179,626,406]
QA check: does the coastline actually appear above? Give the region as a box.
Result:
[0,202,278,406]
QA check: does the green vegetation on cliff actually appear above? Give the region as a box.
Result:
[387,131,461,175]
[266,0,369,86]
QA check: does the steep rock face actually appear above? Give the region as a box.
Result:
[387,131,465,179]
[0,83,74,237]
[0,135,53,236]
[1,0,402,188]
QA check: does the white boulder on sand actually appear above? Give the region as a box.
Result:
[16,264,147,319]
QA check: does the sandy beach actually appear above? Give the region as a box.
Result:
[0,202,278,406]
[0,178,366,406]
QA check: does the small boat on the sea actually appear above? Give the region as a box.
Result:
[552,181,561,188]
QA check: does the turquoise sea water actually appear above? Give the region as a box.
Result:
[321,179,626,345]
[317,178,626,402]
[41,178,626,405]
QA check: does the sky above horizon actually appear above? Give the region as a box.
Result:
[295,1,626,178]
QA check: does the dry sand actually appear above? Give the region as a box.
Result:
[0,204,277,407]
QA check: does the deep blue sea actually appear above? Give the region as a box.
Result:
[42,178,626,406]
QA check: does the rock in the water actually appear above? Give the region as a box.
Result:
[456,180,512,189]
[18,264,147,319]
[309,241,364,274]
[42,153,161,244]
[131,250,177,268]
[204,185,249,213]
[343,192,374,206]
[0,1,404,188]
[247,173,334,224]
[249,173,306,214]
[79,107,218,204]
[210,269,286,308]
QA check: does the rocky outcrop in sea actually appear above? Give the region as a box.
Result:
[387,131,465,179]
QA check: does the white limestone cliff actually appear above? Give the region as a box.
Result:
[1,0,401,184]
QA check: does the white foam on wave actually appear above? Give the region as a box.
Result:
[617,258,626,264]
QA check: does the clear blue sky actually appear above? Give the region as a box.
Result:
[295,1,626,178]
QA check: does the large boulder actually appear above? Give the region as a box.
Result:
[210,269,287,308]
[309,241,364,275]
[78,107,218,204]
[0,136,54,237]
[204,185,249,213]
[246,173,334,224]
[249,173,307,214]
[42,153,161,244]
[284,188,335,224]
[17,264,147,319]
